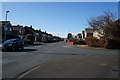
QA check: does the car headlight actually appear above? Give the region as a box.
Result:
[7,43,12,47]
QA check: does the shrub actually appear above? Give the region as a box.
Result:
[86,37,120,49]
[105,38,120,49]
[98,38,106,48]
[86,37,99,47]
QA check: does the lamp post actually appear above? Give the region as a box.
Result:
[6,11,9,21]
[4,11,9,41]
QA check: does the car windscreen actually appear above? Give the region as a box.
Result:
[3,39,15,45]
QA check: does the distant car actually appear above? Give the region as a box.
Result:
[52,38,58,42]
[1,38,24,51]
[65,40,68,42]
[75,39,87,45]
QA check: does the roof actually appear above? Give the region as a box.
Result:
[85,28,98,33]
[0,21,10,24]
[0,21,12,27]
[24,26,53,36]
[12,25,23,28]
[24,26,36,32]
[12,25,24,30]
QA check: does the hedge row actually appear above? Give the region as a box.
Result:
[105,38,120,49]
[86,37,120,49]
[85,37,99,47]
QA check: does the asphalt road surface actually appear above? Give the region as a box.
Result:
[2,41,119,78]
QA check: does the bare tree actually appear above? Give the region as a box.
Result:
[104,19,120,38]
[88,11,117,38]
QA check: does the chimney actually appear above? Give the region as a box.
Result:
[30,25,32,28]
[17,24,20,26]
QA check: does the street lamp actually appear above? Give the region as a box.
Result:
[4,11,9,41]
[6,11,9,21]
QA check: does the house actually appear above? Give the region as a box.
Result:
[34,29,43,42]
[47,33,53,42]
[24,26,36,41]
[93,29,104,39]
[82,31,85,39]
[24,26,42,42]
[24,26,53,42]
[0,21,13,41]
[12,24,25,39]
[0,21,13,35]
[76,33,82,40]
[84,28,94,38]
[41,31,49,42]
[82,28,98,39]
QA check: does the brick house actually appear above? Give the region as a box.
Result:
[24,26,41,41]
[12,24,25,39]
[0,21,13,41]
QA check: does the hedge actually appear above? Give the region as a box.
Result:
[86,37,120,49]
[86,37,100,47]
[105,38,120,49]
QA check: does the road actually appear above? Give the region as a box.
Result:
[2,41,119,78]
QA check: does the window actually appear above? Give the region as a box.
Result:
[4,27,8,30]
[19,30,22,33]
[10,28,12,31]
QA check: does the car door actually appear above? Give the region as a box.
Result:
[13,40,18,48]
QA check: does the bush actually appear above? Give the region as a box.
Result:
[86,37,99,47]
[86,37,120,49]
[105,38,120,49]
[98,38,106,48]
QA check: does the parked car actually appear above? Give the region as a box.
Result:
[1,38,24,51]
[52,38,58,42]
[75,39,87,45]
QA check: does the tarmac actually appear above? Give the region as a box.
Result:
[16,54,118,78]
